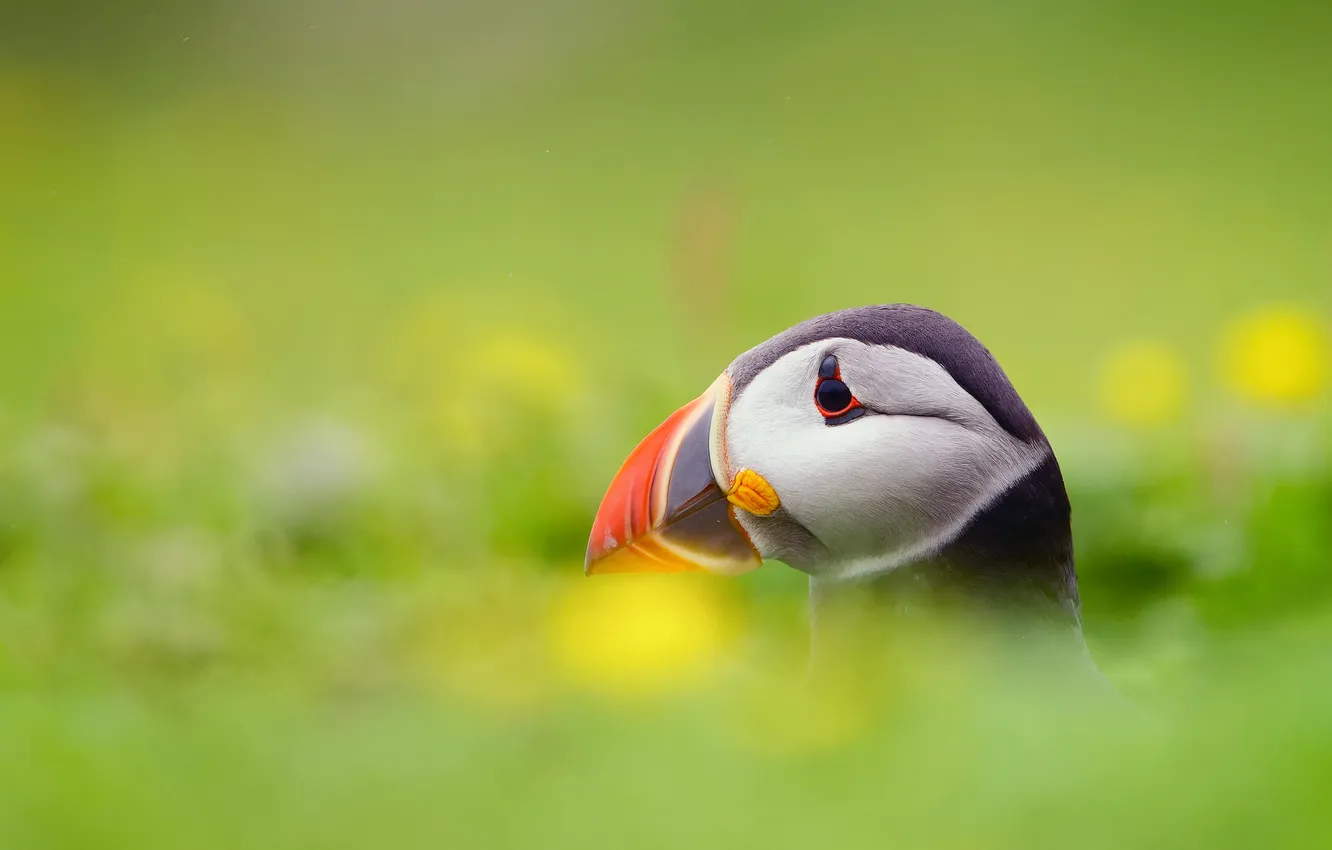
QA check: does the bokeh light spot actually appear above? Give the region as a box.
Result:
[477,332,579,413]
[1221,307,1327,408]
[379,294,584,457]
[549,575,737,698]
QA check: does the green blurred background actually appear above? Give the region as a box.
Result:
[3,1,1332,848]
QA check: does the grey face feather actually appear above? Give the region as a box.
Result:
[714,305,1073,618]
[728,304,1044,444]
[721,338,1049,579]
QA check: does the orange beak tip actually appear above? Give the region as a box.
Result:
[583,377,761,578]
[584,545,710,576]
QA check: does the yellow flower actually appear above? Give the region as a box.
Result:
[1221,307,1328,408]
[475,332,578,414]
[1098,340,1188,427]
[378,293,583,455]
[549,575,738,699]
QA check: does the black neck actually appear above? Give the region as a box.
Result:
[817,454,1082,633]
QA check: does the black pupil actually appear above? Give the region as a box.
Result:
[817,379,853,414]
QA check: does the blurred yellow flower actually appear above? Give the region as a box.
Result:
[475,332,579,413]
[379,293,583,455]
[434,331,579,455]
[1221,306,1327,408]
[549,576,738,698]
[1098,340,1188,427]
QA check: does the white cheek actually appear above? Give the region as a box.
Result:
[725,361,848,538]
[731,411,989,555]
[724,340,1048,574]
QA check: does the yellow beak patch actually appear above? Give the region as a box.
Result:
[726,469,781,517]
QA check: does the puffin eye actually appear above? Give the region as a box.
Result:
[816,378,855,415]
[813,354,864,423]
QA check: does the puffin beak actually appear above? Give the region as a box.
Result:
[585,375,762,576]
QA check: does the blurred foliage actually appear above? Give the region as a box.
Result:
[3,0,1332,847]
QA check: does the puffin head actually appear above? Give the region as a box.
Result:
[586,304,1080,625]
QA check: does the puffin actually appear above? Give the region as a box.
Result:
[584,304,1094,670]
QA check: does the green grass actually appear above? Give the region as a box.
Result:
[3,1,1332,847]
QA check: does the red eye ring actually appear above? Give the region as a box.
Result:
[815,377,859,417]
[814,354,861,419]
